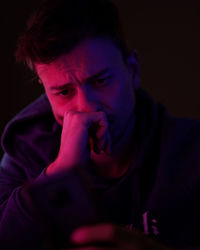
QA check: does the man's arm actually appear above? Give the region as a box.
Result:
[0,153,48,250]
[0,110,111,250]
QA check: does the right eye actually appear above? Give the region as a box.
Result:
[58,88,75,97]
[59,89,70,96]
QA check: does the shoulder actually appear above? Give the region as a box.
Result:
[5,93,52,124]
[160,111,200,161]
[1,94,61,160]
[135,88,200,156]
[156,111,200,199]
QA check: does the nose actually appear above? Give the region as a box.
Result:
[76,86,101,113]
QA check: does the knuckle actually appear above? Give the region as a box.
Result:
[64,110,72,118]
[65,110,82,120]
[109,224,116,236]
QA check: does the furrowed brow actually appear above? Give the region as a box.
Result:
[87,68,111,80]
[49,68,112,91]
[50,83,72,91]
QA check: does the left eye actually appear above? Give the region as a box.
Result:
[92,78,109,87]
[96,79,105,84]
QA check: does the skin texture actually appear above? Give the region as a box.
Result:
[36,37,139,178]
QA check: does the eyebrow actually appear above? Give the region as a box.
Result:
[49,68,112,91]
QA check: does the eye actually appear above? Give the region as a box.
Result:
[92,77,111,88]
[96,79,106,85]
[60,89,70,96]
[58,88,74,97]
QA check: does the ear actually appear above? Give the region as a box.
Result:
[126,50,140,89]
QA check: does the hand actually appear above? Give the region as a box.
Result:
[62,223,169,250]
[46,111,112,176]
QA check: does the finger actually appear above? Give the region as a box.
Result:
[64,242,117,250]
[87,111,108,136]
[94,113,112,154]
[70,224,116,245]
[94,112,109,139]
[96,134,106,154]
[88,112,109,154]
[104,131,112,154]
[65,247,115,250]
[92,134,105,154]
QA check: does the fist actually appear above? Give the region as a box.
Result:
[46,111,112,175]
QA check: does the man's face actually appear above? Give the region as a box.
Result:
[35,37,138,146]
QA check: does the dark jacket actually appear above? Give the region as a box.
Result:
[0,88,200,249]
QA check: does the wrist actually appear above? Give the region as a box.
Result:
[45,162,56,176]
[45,158,75,176]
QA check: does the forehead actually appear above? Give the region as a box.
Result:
[35,37,124,84]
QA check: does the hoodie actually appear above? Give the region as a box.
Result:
[0,88,200,249]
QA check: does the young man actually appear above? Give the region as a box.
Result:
[0,0,199,249]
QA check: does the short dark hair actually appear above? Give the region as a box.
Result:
[15,0,130,71]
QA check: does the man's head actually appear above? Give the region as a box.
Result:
[16,0,140,147]
[35,37,138,146]
[16,0,131,70]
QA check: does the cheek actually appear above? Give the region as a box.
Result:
[46,93,67,125]
[110,80,134,111]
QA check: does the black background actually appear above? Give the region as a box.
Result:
[1,0,200,157]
